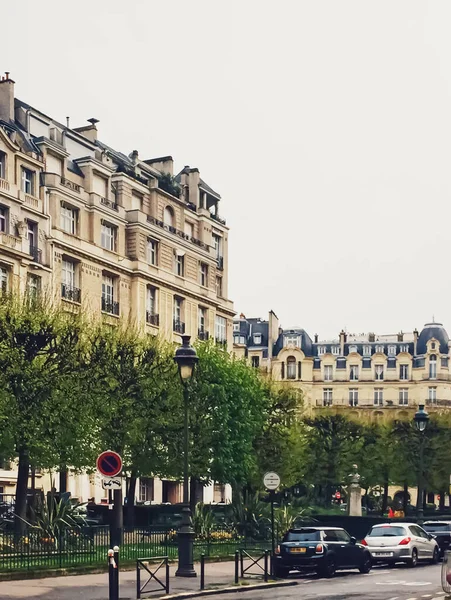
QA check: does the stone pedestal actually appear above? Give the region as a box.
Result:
[347,464,362,517]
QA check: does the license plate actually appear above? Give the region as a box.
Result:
[374,552,393,557]
[290,547,306,553]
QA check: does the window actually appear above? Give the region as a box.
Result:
[400,364,409,380]
[26,274,40,299]
[286,356,297,379]
[199,262,208,287]
[349,388,359,406]
[375,365,384,381]
[173,297,183,331]
[21,167,34,194]
[374,388,383,406]
[324,365,333,381]
[60,203,77,234]
[0,152,5,179]
[399,388,409,406]
[233,322,240,332]
[139,477,154,503]
[0,205,8,233]
[27,220,37,254]
[253,333,262,345]
[318,346,326,355]
[251,356,260,368]
[216,276,223,297]
[62,259,75,289]
[213,234,222,259]
[163,206,175,228]
[376,345,384,353]
[102,275,119,315]
[175,254,185,277]
[431,342,436,350]
[101,222,117,251]
[0,266,8,292]
[146,286,156,316]
[428,387,437,403]
[147,238,158,265]
[349,345,358,354]
[198,306,207,333]
[363,345,371,356]
[215,315,227,343]
[284,335,300,348]
[388,345,396,356]
[350,365,359,381]
[323,388,333,406]
[429,355,437,379]
[234,335,246,345]
[332,345,340,355]
[400,345,409,353]
[184,221,194,238]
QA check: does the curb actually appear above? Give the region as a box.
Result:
[164,580,298,599]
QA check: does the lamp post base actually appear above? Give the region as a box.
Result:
[176,528,196,577]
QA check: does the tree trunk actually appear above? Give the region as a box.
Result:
[15,448,29,538]
[126,471,137,528]
[381,480,389,515]
[59,469,68,495]
[439,490,445,512]
[403,482,409,514]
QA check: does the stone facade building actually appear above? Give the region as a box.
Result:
[0,73,233,504]
[234,311,451,421]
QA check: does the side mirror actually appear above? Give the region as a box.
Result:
[350,536,356,545]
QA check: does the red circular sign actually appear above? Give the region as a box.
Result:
[96,451,122,477]
[336,492,341,499]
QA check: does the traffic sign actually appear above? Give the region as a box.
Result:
[97,451,122,477]
[263,471,280,490]
[102,477,122,490]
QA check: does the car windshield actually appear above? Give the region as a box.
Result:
[423,523,451,532]
[368,526,406,537]
[284,530,321,542]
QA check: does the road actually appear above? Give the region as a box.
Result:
[214,564,446,600]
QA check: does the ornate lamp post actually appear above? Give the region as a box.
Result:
[413,404,429,522]
[174,335,198,577]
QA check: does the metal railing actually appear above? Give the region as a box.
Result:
[102,298,120,316]
[217,256,224,270]
[146,312,159,326]
[147,216,209,250]
[61,284,81,303]
[136,556,169,597]
[29,245,42,264]
[198,330,209,341]
[100,197,118,211]
[173,319,185,334]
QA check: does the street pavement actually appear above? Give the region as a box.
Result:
[0,561,446,600]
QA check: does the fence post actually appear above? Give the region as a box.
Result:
[166,556,170,594]
[264,550,269,582]
[113,545,119,600]
[240,549,244,578]
[136,561,141,599]
[200,553,205,590]
[234,551,239,584]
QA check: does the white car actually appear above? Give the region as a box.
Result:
[362,523,439,567]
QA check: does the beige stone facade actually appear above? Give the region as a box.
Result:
[0,73,234,504]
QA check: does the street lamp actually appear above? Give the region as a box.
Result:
[174,335,198,578]
[413,404,429,522]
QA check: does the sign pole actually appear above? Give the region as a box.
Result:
[97,451,123,548]
[270,490,275,576]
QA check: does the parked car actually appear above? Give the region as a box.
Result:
[362,523,439,567]
[274,527,372,578]
[423,521,451,558]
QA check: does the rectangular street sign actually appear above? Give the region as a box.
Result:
[102,477,122,490]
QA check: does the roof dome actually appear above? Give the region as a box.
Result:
[416,322,449,355]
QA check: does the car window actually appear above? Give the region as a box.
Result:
[409,526,425,537]
[424,523,451,532]
[334,529,351,543]
[368,526,406,537]
[284,530,321,542]
[417,527,429,539]
[323,530,339,542]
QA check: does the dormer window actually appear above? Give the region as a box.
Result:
[429,354,437,379]
[284,335,300,348]
[400,345,409,353]
[349,345,358,354]
[363,346,371,356]
[318,346,326,355]
[388,345,396,356]
[253,333,262,345]
[233,323,240,332]
[331,346,340,355]
[431,342,436,350]
[375,345,384,354]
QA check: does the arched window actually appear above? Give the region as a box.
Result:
[163,206,175,228]
[287,356,297,379]
[429,354,437,379]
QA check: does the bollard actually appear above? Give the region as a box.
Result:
[200,553,205,590]
[108,549,118,600]
[166,556,170,594]
[113,546,119,600]
[264,550,269,582]
[234,551,239,584]
[136,560,141,599]
[240,549,244,578]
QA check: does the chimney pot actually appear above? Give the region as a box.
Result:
[314,334,318,343]
[66,117,70,128]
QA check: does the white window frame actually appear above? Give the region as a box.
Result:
[253,333,262,345]
[324,365,333,381]
[375,345,384,354]
[62,259,75,288]
[60,203,77,235]
[428,386,437,403]
[146,286,156,316]
[349,388,359,406]
[375,365,384,381]
[0,152,5,180]
[0,205,8,233]
[318,346,326,356]
[388,345,396,356]
[21,167,33,194]
[331,345,340,355]
[350,365,359,381]
[199,262,208,287]
[102,275,114,305]
[198,306,207,332]
[174,297,182,322]
[284,335,300,348]
[216,276,223,297]
[400,364,409,380]
[147,238,158,265]
[399,388,409,406]
[101,222,116,251]
[374,388,383,406]
[233,322,240,332]
[26,273,40,298]
[429,355,437,380]
[363,346,371,356]
[176,255,184,277]
[349,345,358,354]
[400,344,409,353]
[286,356,297,380]
[213,233,222,259]
[0,266,8,292]
[323,388,333,406]
[215,315,227,343]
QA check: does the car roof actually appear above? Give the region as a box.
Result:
[423,521,451,525]
[370,523,412,527]
[289,527,344,532]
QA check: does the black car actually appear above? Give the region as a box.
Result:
[274,527,372,578]
[423,521,451,558]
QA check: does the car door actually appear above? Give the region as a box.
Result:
[409,526,428,559]
[323,530,345,566]
[335,529,361,567]
[416,525,434,558]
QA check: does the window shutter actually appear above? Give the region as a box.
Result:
[281,362,285,379]
[298,361,302,379]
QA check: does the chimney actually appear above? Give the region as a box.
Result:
[398,331,404,342]
[413,328,419,355]
[130,150,139,166]
[314,334,318,343]
[0,72,15,122]
[339,330,346,355]
[368,332,375,343]
[73,118,99,142]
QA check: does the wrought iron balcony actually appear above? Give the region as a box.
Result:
[102,298,120,316]
[146,312,159,326]
[100,197,118,211]
[217,256,224,270]
[198,330,209,341]
[61,284,81,303]
[173,319,185,334]
[29,245,42,264]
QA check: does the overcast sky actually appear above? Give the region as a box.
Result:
[2,0,451,338]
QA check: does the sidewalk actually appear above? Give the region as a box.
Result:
[0,559,285,600]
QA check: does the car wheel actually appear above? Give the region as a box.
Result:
[318,557,336,578]
[359,553,372,574]
[273,565,290,578]
[430,547,439,564]
[407,548,418,568]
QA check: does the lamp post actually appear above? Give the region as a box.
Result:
[413,404,429,522]
[174,335,198,578]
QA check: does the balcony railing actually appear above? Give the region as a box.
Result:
[173,319,185,334]
[0,178,10,192]
[29,245,42,264]
[146,312,159,326]
[100,197,118,211]
[198,330,209,341]
[61,284,81,303]
[147,215,209,251]
[210,213,226,225]
[102,298,120,316]
[0,232,20,250]
[426,399,451,407]
[217,256,224,270]
[60,177,81,193]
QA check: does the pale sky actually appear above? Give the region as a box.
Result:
[2,0,451,338]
